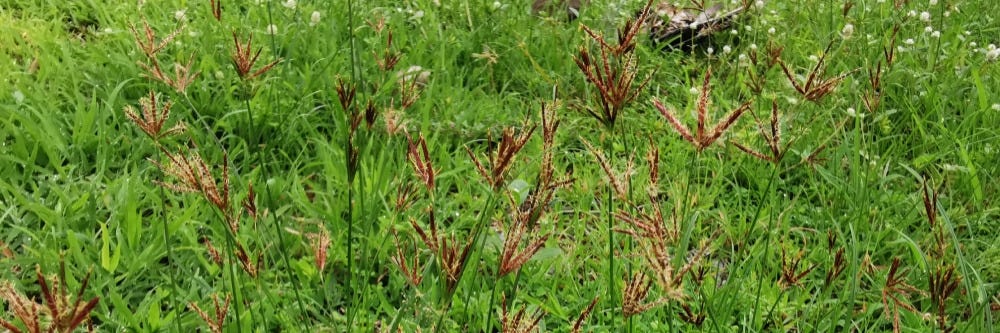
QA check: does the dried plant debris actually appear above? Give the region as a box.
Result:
[644,2,748,51]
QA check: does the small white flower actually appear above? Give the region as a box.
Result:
[924,26,933,33]
[689,86,699,95]
[723,45,732,53]
[841,23,854,38]
[943,11,950,17]
[991,103,1000,111]
[730,29,738,35]
[809,55,819,62]
[919,11,931,22]
[907,10,917,17]
[930,0,938,5]
[768,27,776,34]
[707,47,715,55]
[175,9,187,21]
[410,10,424,20]
[12,90,24,104]
[310,11,321,26]
[492,1,503,9]
[749,43,758,50]
[266,24,278,35]
[987,48,1000,61]
[931,31,940,38]
[970,42,977,48]
[846,107,857,117]
[755,0,764,9]
[905,38,915,45]
[282,0,296,9]
[744,25,753,32]
[738,53,748,62]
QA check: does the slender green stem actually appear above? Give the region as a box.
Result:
[601,132,618,329]
[434,193,498,333]
[153,147,183,332]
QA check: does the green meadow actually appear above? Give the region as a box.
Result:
[1,0,998,331]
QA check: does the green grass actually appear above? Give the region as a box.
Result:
[1,0,999,332]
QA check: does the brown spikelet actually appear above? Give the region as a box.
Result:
[231,31,280,80]
[307,227,331,273]
[497,201,551,277]
[779,43,858,102]
[571,296,599,333]
[778,248,816,289]
[653,68,751,152]
[621,272,664,317]
[129,20,182,58]
[881,258,920,333]
[391,230,424,286]
[572,0,654,129]
[929,265,961,332]
[732,99,785,164]
[406,133,436,193]
[124,91,186,141]
[210,0,222,21]
[189,294,230,333]
[0,265,99,333]
[151,144,237,231]
[500,294,545,333]
[203,237,223,265]
[467,124,536,191]
[581,138,634,201]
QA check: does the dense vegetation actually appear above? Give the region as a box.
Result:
[1,0,998,331]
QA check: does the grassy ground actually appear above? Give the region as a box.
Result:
[1,0,999,331]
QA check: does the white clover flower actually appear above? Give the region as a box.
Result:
[12,90,24,104]
[175,9,187,21]
[707,47,715,55]
[919,11,931,22]
[908,10,916,17]
[929,0,938,5]
[931,31,940,38]
[809,55,819,62]
[282,0,296,9]
[723,45,732,53]
[755,0,764,9]
[970,42,977,48]
[689,86,699,95]
[750,43,758,50]
[905,38,915,45]
[730,29,738,35]
[987,47,1000,61]
[924,26,933,33]
[841,23,854,39]
[266,24,278,35]
[310,11,321,26]
[846,107,857,117]
[992,103,1000,111]
[768,27,776,34]
[738,53,747,62]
